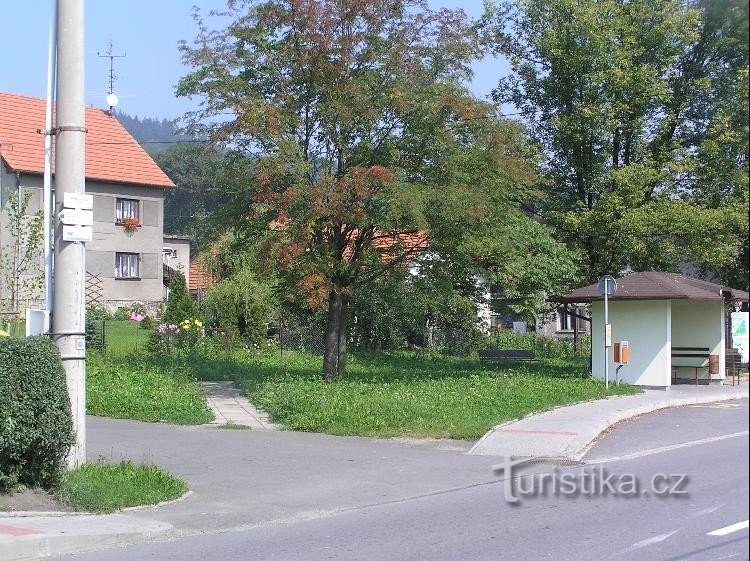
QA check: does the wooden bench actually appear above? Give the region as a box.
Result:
[671,347,711,385]
[479,349,535,364]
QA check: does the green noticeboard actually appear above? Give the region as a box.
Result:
[731,312,749,363]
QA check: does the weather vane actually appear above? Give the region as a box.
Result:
[97,40,126,113]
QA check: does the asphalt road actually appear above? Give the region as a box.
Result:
[56,400,749,561]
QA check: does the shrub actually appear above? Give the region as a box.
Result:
[0,337,74,492]
[201,269,275,348]
[482,331,589,359]
[163,272,199,326]
[86,305,113,321]
[85,318,106,351]
[114,307,131,321]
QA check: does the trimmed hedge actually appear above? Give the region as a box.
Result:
[0,337,74,492]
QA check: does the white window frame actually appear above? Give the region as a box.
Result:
[557,307,572,332]
[115,252,140,279]
[115,198,140,222]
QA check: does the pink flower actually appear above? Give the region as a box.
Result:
[130,312,145,322]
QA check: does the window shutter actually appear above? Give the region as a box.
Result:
[140,253,160,279]
[142,200,159,227]
[93,195,115,223]
[86,251,113,278]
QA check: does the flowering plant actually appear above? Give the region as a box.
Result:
[129,301,148,323]
[148,323,179,353]
[157,323,180,334]
[119,217,141,233]
[179,318,203,330]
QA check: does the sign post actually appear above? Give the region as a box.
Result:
[597,275,618,389]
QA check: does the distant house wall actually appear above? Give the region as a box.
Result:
[162,236,191,286]
[591,300,672,387]
[536,305,591,339]
[0,168,44,308]
[0,170,166,310]
[83,180,165,305]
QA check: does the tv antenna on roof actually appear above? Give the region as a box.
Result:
[97,40,126,112]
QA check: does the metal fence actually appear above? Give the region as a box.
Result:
[279,325,326,355]
[277,325,476,357]
[85,318,153,355]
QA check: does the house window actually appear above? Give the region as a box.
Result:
[115,252,139,279]
[115,198,139,222]
[557,306,588,332]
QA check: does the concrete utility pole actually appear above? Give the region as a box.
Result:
[53,0,86,468]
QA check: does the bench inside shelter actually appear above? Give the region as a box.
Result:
[671,347,718,385]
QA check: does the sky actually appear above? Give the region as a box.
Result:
[0,1,510,121]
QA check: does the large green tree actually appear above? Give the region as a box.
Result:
[154,143,256,247]
[484,0,749,287]
[177,0,567,379]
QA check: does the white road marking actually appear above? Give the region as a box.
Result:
[688,403,742,409]
[707,520,749,537]
[623,531,678,553]
[588,431,749,464]
[692,504,724,518]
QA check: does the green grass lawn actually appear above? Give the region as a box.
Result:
[57,460,187,513]
[102,320,151,355]
[143,349,639,440]
[85,322,638,438]
[87,351,213,424]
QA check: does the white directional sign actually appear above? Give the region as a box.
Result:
[64,193,93,210]
[62,224,93,242]
[58,208,93,226]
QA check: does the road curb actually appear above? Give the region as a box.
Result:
[469,389,749,459]
[0,514,173,561]
[0,531,163,561]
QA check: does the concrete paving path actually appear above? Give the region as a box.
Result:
[469,383,749,459]
[201,381,278,430]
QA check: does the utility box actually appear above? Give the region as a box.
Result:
[708,354,719,375]
[614,341,630,364]
[25,308,49,336]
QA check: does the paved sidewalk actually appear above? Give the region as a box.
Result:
[0,513,170,561]
[201,381,279,430]
[469,384,749,459]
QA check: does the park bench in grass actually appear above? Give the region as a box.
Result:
[479,349,535,364]
[671,347,712,385]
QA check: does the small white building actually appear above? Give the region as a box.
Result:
[557,272,749,388]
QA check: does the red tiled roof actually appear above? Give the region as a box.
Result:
[0,91,174,188]
[369,231,429,262]
[555,272,749,303]
[189,260,215,292]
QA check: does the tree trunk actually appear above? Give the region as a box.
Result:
[322,289,343,381]
[336,294,349,378]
